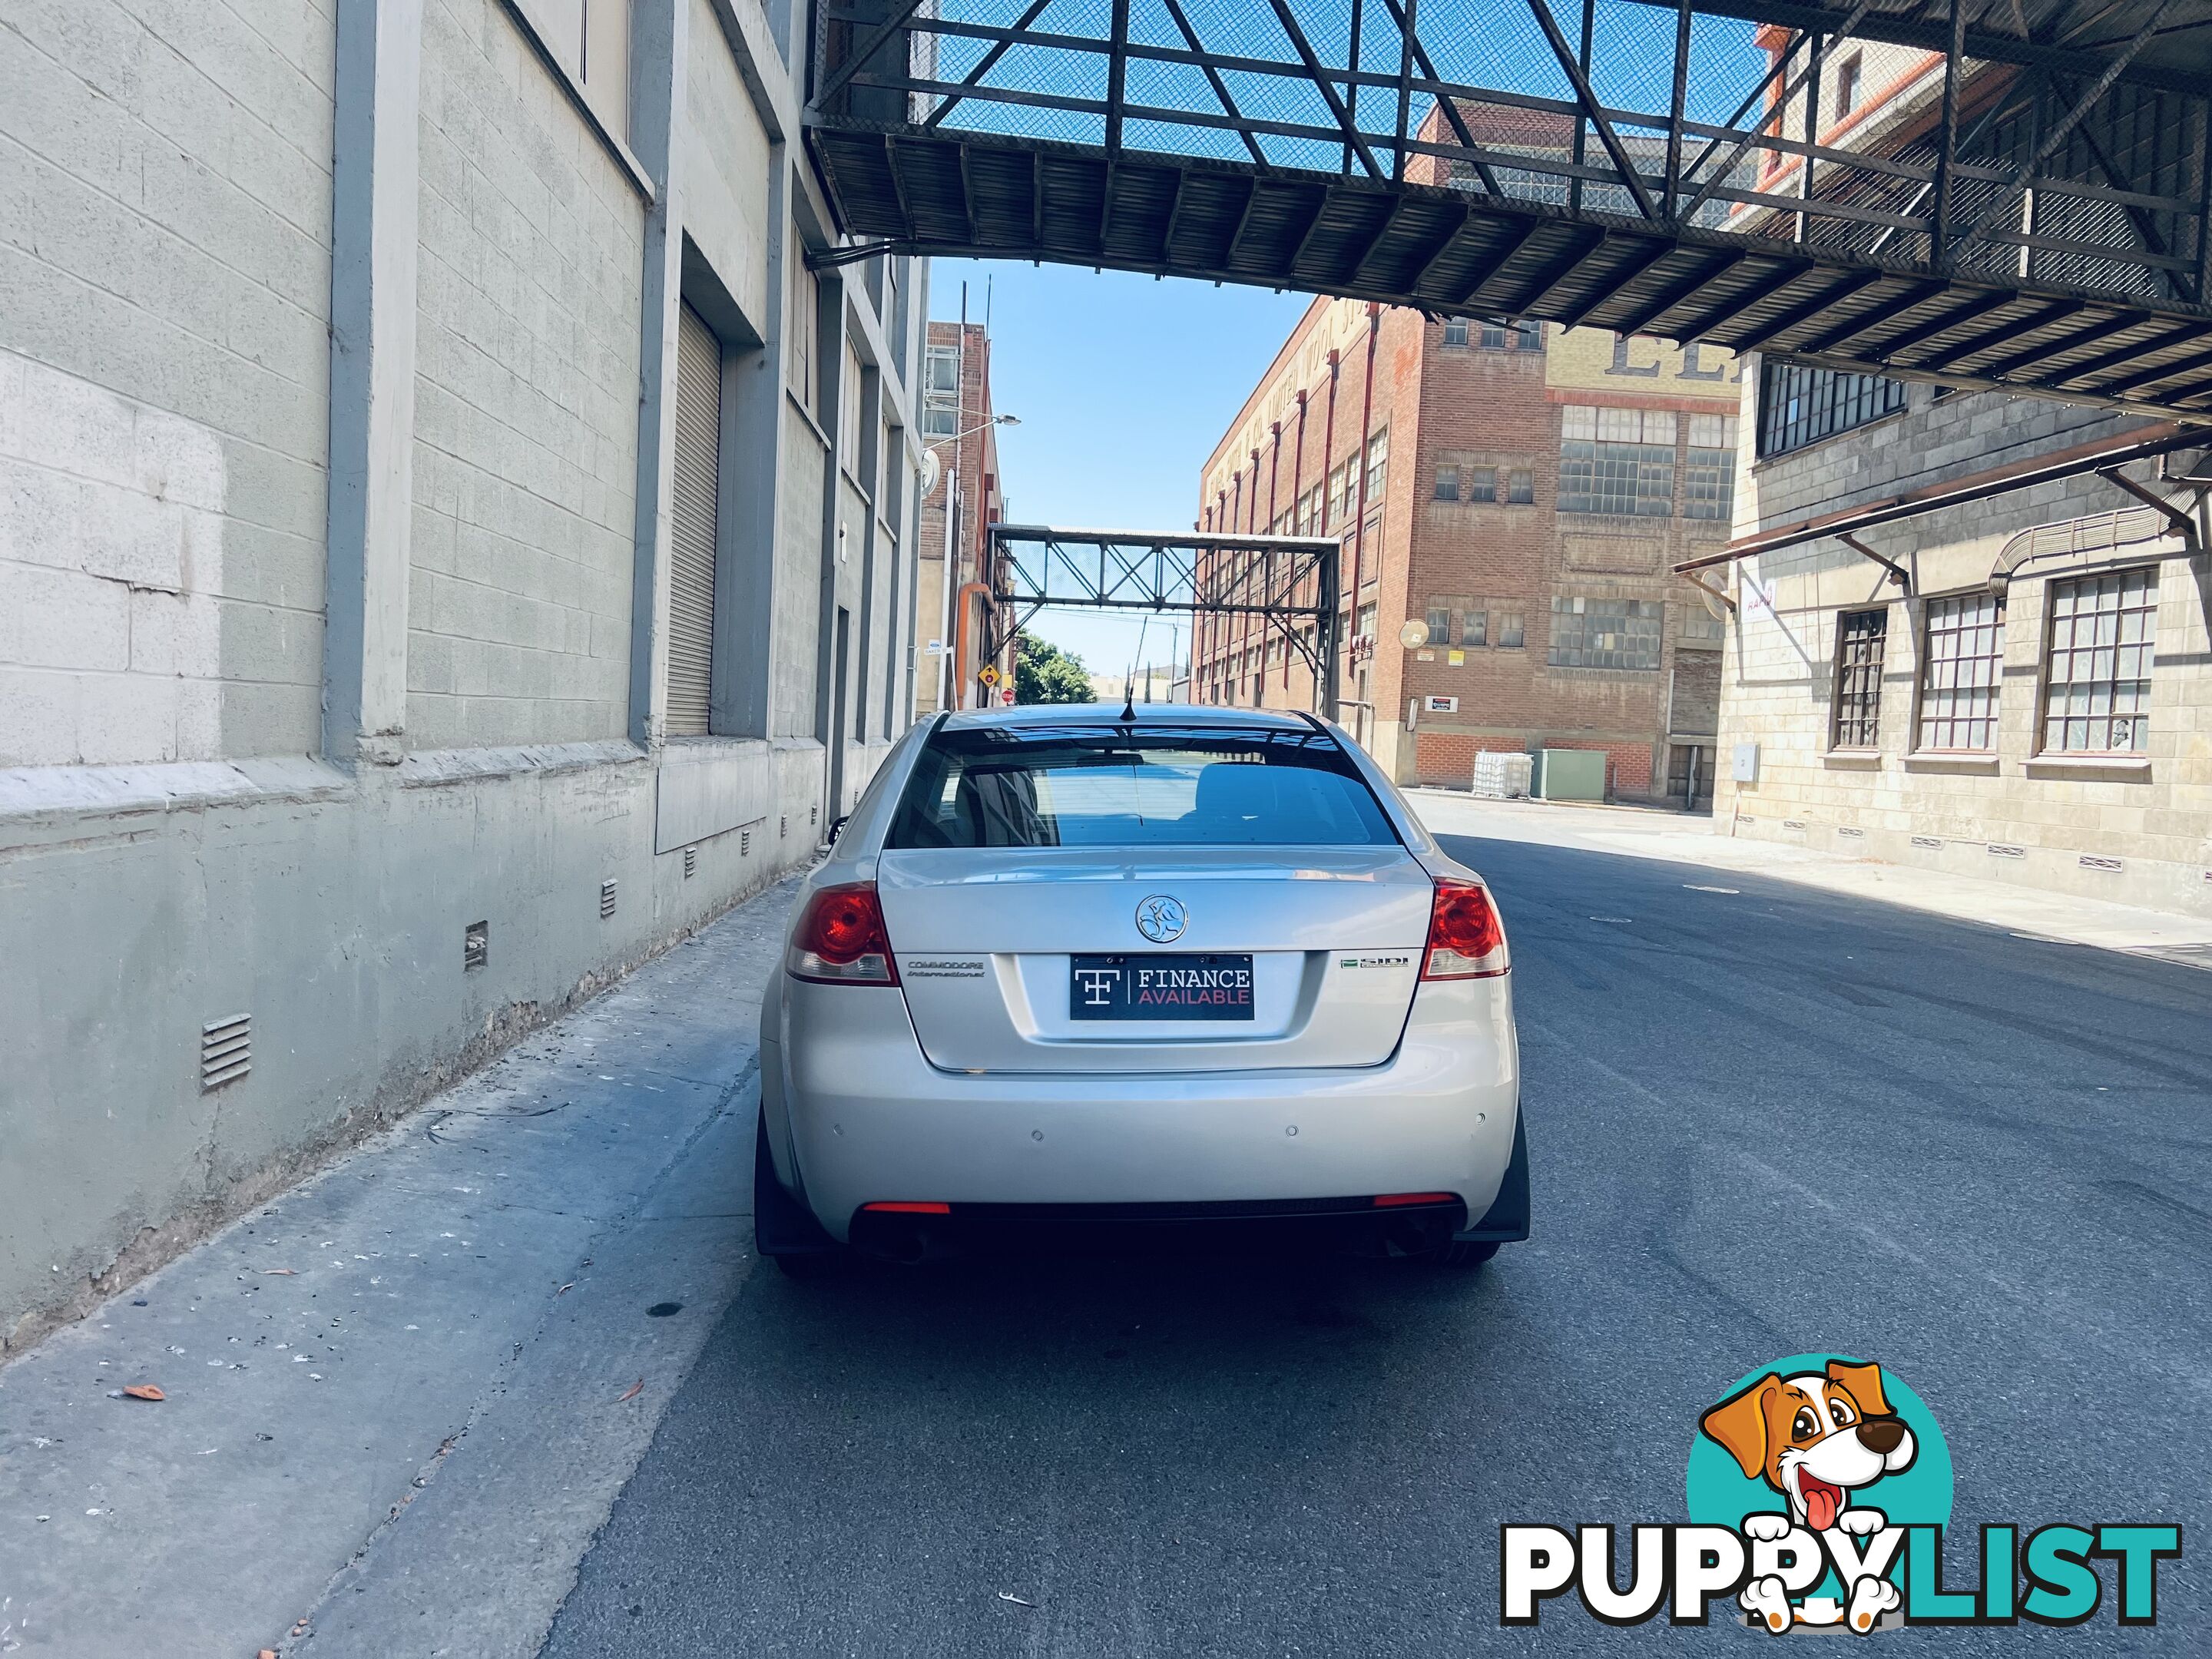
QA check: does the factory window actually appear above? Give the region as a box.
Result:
[1830,608,1887,750]
[1506,467,1534,505]
[1916,591,2004,751]
[1549,596,1663,670]
[1559,407,1675,517]
[2041,567,2156,753]
[1442,317,1469,347]
[1465,464,1498,503]
[1757,359,1908,457]
[1684,413,1738,521]
[1479,320,1544,350]
[1495,611,1525,647]
[1434,465,1460,502]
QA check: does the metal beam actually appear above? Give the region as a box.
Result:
[1913,298,2078,375]
[1793,280,1949,355]
[1837,532,1912,593]
[1374,0,1505,197]
[1873,290,2015,362]
[1972,306,2151,382]
[814,0,929,108]
[2096,465,2200,546]
[2095,342,2212,397]
[1611,253,1742,336]
[1161,0,1270,171]
[1728,268,1885,353]
[1680,0,1878,227]
[1959,0,2180,247]
[1672,261,1812,342]
[920,0,1051,131]
[1616,0,2212,97]
[1558,238,1672,330]
[1525,0,1658,220]
[1679,424,2211,570]
[1449,216,1546,306]
[1266,0,1386,181]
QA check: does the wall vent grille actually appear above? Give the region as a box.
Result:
[1911,835,1943,849]
[810,804,818,826]
[1783,819,1806,830]
[1837,826,1865,838]
[600,879,618,919]
[780,816,788,839]
[684,846,697,879]
[740,828,751,856]
[201,1014,250,1092]
[2080,854,2122,873]
[1988,843,2026,859]
[464,920,488,969]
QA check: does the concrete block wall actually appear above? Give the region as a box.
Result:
[1715,370,2212,916]
[0,0,336,765]
[406,0,645,750]
[0,0,929,1350]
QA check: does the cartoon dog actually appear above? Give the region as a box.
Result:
[1700,1359,1917,1634]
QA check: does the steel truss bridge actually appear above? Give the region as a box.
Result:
[986,525,1343,714]
[808,0,2212,419]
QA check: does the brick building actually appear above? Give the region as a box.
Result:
[1194,304,1741,804]
[915,320,1008,711]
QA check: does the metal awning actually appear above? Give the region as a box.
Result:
[1674,421,2207,578]
[809,0,2212,417]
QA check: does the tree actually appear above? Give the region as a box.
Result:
[1014,634,1092,704]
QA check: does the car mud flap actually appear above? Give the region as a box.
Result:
[1455,1107,1528,1244]
[753,1108,839,1256]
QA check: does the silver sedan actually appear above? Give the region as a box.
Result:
[755,704,1525,1271]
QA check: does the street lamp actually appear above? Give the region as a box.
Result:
[927,413,1019,449]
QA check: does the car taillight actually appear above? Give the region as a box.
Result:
[1421,876,1508,979]
[787,881,899,985]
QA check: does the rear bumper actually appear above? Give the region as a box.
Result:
[848,1196,1469,1263]
[772,978,1520,1245]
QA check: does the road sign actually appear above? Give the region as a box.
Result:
[978,664,1000,687]
[1000,687,1015,704]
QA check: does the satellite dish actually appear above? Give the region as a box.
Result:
[919,449,942,498]
[1397,618,1429,649]
[1699,578,1730,623]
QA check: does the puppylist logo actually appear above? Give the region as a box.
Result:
[1502,1353,2180,1634]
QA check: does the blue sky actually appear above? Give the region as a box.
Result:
[926,257,1310,677]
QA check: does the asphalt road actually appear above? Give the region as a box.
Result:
[538,830,2211,1656]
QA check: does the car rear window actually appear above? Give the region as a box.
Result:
[885,723,1399,849]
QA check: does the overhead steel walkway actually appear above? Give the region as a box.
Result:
[806,0,2212,418]
[985,525,1344,714]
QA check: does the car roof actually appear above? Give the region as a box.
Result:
[938,700,1316,732]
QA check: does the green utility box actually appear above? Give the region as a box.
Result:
[1532,747,1607,802]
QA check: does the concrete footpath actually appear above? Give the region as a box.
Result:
[0,875,799,1659]
[1411,790,2212,968]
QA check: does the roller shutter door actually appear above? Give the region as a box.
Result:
[667,303,721,737]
